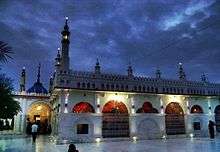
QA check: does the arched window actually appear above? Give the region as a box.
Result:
[82,83,85,88]
[72,102,95,113]
[138,86,142,91]
[134,86,137,91]
[111,84,114,90]
[151,87,154,92]
[190,105,203,114]
[92,83,95,89]
[143,86,146,92]
[77,82,80,88]
[121,85,124,90]
[106,84,109,90]
[101,84,105,90]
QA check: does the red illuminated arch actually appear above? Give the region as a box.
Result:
[165,102,184,115]
[136,101,159,113]
[190,105,203,114]
[72,102,95,113]
[165,102,185,135]
[102,100,128,113]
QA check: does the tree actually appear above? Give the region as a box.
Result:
[0,74,21,120]
[0,41,13,63]
[0,42,20,130]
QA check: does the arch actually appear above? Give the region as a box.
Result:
[214,105,220,132]
[137,119,160,139]
[165,102,184,115]
[165,102,185,135]
[136,102,159,113]
[102,100,128,113]
[26,101,52,134]
[102,100,129,138]
[190,105,203,114]
[72,102,95,113]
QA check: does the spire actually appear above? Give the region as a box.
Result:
[127,62,133,77]
[37,63,41,83]
[64,16,69,31]
[95,58,101,74]
[19,66,26,92]
[156,67,161,79]
[201,73,208,83]
[178,62,186,80]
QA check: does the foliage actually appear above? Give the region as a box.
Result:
[0,74,21,119]
[0,41,13,63]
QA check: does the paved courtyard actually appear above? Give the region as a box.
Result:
[0,136,220,152]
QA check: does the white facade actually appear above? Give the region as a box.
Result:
[12,18,220,142]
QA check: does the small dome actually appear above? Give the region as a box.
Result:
[27,82,48,94]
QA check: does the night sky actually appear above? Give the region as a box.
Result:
[0,0,220,91]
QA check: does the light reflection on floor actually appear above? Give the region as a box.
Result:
[0,136,220,152]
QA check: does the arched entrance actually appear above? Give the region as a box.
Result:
[214,105,220,132]
[165,102,185,135]
[26,102,52,134]
[102,100,129,138]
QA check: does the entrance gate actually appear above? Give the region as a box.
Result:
[102,100,129,138]
[165,102,185,135]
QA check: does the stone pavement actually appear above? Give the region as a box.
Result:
[0,136,220,152]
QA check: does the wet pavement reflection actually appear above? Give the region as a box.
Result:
[0,136,220,152]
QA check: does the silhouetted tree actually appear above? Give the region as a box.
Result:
[0,41,13,63]
[0,74,21,120]
[0,42,19,130]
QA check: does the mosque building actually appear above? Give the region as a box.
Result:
[13,17,220,142]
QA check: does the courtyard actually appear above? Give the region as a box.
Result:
[0,136,220,152]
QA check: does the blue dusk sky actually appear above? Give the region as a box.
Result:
[0,0,220,91]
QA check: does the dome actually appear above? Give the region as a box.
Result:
[27,63,48,94]
[27,82,48,94]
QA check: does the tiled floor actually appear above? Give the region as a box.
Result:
[0,136,220,152]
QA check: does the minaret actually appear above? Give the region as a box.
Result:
[37,63,41,83]
[55,47,61,70]
[127,63,133,77]
[60,16,70,72]
[95,58,101,74]
[178,62,186,80]
[156,67,161,79]
[201,73,208,83]
[19,67,26,92]
[49,75,53,93]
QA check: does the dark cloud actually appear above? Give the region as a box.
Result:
[0,0,220,90]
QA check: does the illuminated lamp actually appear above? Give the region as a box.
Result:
[95,138,101,143]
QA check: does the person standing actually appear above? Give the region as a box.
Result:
[31,122,38,142]
[208,120,215,139]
